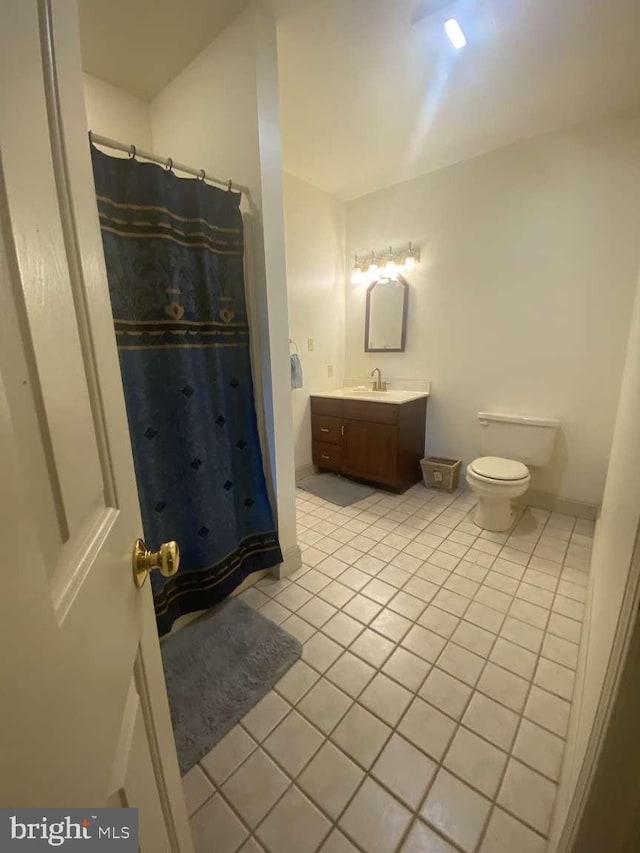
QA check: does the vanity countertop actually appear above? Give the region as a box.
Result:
[311,388,429,405]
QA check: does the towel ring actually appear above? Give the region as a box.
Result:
[288,338,299,352]
[198,169,206,181]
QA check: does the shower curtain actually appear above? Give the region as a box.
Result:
[91,145,282,635]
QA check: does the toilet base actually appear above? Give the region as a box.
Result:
[473,495,513,532]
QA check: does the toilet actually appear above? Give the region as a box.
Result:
[466,412,560,531]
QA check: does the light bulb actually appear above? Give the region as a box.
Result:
[444,18,467,49]
[351,254,364,284]
[404,241,418,271]
[385,246,397,272]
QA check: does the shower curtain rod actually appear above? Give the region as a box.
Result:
[89,130,250,196]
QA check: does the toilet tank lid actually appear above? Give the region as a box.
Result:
[478,412,560,428]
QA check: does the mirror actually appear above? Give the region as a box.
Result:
[364,275,408,352]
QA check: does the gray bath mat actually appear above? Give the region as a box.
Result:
[299,472,376,506]
[161,596,301,774]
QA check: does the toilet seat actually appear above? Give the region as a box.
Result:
[466,458,531,531]
[469,456,529,482]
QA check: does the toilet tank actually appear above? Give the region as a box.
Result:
[478,412,560,466]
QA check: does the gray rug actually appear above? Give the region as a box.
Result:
[161,597,301,774]
[298,472,376,506]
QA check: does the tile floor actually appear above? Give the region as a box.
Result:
[183,485,592,853]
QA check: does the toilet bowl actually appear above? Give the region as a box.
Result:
[466,456,530,531]
[466,412,560,532]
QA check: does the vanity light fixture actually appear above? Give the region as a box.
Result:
[444,17,467,48]
[351,243,421,282]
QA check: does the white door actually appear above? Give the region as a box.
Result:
[0,2,192,850]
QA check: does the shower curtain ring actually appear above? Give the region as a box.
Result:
[129,144,136,159]
[198,169,206,181]
[165,157,173,171]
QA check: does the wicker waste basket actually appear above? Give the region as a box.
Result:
[420,456,462,492]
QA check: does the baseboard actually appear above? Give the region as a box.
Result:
[167,569,270,635]
[232,569,269,596]
[167,546,302,635]
[167,609,205,635]
[295,464,315,483]
[262,543,301,580]
[516,488,599,521]
[457,481,599,520]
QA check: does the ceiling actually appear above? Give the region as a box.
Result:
[78,0,308,99]
[79,0,640,200]
[278,0,640,198]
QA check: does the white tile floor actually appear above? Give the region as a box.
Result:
[183,485,592,853]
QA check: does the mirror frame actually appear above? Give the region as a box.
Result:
[364,274,409,353]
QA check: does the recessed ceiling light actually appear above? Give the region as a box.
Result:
[444,18,467,49]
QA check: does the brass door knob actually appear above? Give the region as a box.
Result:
[132,538,180,588]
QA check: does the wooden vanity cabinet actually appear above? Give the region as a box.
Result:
[310,395,427,492]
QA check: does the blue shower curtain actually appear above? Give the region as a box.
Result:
[91,145,282,635]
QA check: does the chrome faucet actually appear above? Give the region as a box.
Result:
[370,367,387,392]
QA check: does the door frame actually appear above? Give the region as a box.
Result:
[556,517,640,851]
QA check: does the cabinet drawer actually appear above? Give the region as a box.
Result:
[313,441,342,470]
[343,400,399,425]
[311,396,343,418]
[312,415,343,445]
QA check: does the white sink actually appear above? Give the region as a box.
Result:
[312,387,429,404]
[347,389,387,398]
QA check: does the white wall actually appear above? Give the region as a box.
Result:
[283,173,345,475]
[149,3,298,570]
[150,16,260,200]
[345,112,640,507]
[549,259,640,846]
[83,72,152,149]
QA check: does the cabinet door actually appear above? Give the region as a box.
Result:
[343,420,397,482]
